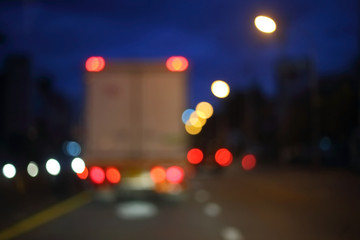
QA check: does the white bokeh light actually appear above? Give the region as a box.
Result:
[71,158,86,174]
[27,162,39,177]
[211,80,230,98]
[254,15,277,33]
[2,164,16,179]
[46,159,61,176]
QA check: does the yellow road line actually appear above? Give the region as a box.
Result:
[0,191,92,240]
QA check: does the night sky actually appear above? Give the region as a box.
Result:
[0,0,358,112]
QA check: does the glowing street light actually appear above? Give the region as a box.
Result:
[85,56,105,72]
[166,56,188,72]
[71,157,86,174]
[46,158,61,176]
[2,164,16,179]
[27,162,39,177]
[211,80,230,98]
[254,15,276,33]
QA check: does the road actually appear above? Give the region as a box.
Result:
[1,163,360,240]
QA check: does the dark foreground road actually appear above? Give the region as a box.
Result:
[1,163,360,240]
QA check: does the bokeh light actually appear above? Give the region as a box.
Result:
[46,159,61,176]
[203,202,222,217]
[166,166,184,183]
[254,15,277,33]
[242,154,256,170]
[196,102,213,119]
[63,141,81,157]
[106,167,121,184]
[71,157,86,174]
[85,56,105,72]
[77,167,89,180]
[27,162,39,177]
[185,123,202,135]
[182,109,195,124]
[90,166,105,184]
[189,112,206,128]
[215,148,233,167]
[166,56,188,72]
[150,166,166,183]
[187,148,204,164]
[211,80,230,98]
[2,164,16,179]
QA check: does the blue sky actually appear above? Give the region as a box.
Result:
[0,0,358,111]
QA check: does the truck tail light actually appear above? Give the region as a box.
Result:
[89,166,105,184]
[150,166,166,183]
[77,166,89,180]
[166,166,184,184]
[105,167,121,184]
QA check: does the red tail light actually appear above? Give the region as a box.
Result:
[187,148,203,164]
[77,166,89,180]
[215,148,233,167]
[89,166,105,184]
[242,154,256,170]
[166,56,188,72]
[150,166,166,183]
[106,167,121,184]
[166,166,184,183]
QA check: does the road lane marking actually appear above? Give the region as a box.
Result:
[194,189,210,203]
[221,227,244,240]
[203,202,221,217]
[0,191,92,240]
[115,201,158,220]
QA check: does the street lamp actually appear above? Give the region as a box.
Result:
[254,15,320,166]
[211,80,230,148]
[254,16,277,34]
[211,80,230,98]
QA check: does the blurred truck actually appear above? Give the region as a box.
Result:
[83,59,190,197]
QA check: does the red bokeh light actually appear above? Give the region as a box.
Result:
[215,148,233,167]
[242,154,256,170]
[150,166,166,183]
[89,166,105,184]
[77,167,88,180]
[85,56,105,72]
[187,148,203,164]
[166,56,188,72]
[166,166,184,183]
[106,167,121,184]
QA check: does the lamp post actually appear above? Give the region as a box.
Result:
[254,16,277,34]
[254,15,320,166]
[211,80,230,147]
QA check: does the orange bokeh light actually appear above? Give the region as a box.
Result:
[166,166,184,183]
[242,154,256,170]
[166,56,188,72]
[77,167,88,180]
[105,167,121,184]
[85,56,105,72]
[215,148,233,167]
[89,166,105,184]
[150,166,166,183]
[187,148,203,165]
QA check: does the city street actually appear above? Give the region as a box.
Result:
[1,163,360,240]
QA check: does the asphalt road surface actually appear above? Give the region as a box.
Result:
[1,163,360,240]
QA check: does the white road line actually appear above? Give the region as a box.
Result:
[203,202,221,217]
[221,226,244,240]
[194,189,210,203]
[115,201,158,220]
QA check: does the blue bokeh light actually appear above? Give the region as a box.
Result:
[63,141,81,157]
[182,109,194,124]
